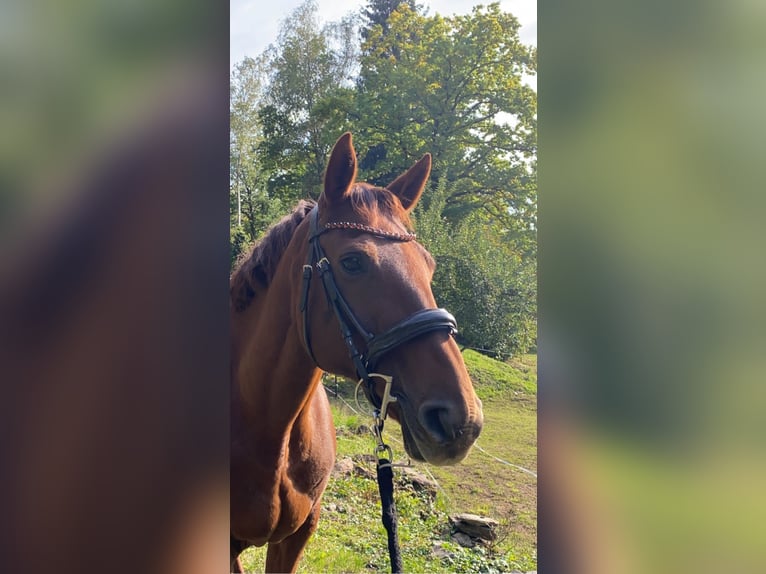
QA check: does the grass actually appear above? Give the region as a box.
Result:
[462,349,538,397]
[240,351,537,573]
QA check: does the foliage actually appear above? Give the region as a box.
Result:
[355,3,537,243]
[256,0,359,202]
[230,55,296,257]
[229,1,361,261]
[437,215,536,359]
[230,225,249,268]
[360,0,423,42]
[414,179,536,360]
[230,55,266,243]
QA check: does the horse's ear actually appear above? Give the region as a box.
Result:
[386,154,431,212]
[322,132,357,204]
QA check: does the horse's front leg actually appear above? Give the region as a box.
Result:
[265,503,322,574]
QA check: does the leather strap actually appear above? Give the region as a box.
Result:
[366,308,457,370]
[300,206,321,367]
[299,204,459,409]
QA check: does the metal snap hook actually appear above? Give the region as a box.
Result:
[375,443,394,464]
[354,372,395,417]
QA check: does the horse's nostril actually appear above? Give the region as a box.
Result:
[418,401,459,443]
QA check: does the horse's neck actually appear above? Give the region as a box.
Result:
[231,284,321,446]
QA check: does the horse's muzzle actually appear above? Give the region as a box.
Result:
[397,397,483,466]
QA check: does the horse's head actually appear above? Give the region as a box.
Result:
[300,133,483,465]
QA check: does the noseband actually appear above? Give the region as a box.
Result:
[299,205,458,412]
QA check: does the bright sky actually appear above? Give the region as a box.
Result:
[230,0,537,69]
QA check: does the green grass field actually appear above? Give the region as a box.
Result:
[240,351,537,573]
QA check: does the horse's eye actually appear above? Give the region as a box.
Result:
[340,254,364,274]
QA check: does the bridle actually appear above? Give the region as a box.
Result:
[299,203,457,573]
[299,204,458,418]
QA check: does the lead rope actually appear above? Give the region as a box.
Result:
[376,455,402,574]
[359,375,403,573]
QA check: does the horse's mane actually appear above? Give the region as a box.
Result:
[230,200,314,312]
[230,185,412,313]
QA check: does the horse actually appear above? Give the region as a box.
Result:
[230,132,484,573]
[0,70,230,574]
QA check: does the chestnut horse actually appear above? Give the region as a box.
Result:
[230,133,484,573]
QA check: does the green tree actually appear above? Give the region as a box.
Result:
[230,56,288,265]
[415,179,536,359]
[355,3,537,252]
[360,0,422,42]
[257,0,358,202]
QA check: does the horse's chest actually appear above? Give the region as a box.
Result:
[268,415,335,535]
[285,423,334,486]
[231,422,335,546]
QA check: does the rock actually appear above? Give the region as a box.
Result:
[352,453,377,465]
[451,532,476,548]
[398,467,438,497]
[333,455,376,479]
[431,540,453,559]
[333,457,355,476]
[325,502,337,512]
[339,454,441,488]
[348,454,380,479]
[353,463,375,479]
[450,513,499,541]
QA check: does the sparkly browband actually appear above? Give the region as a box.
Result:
[322,221,417,242]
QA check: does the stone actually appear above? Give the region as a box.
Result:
[333,457,354,476]
[348,454,381,479]
[352,453,377,465]
[451,532,476,548]
[431,540,453,559]
[353,463,375,479]
[450,513,499,541]
[399,467,438,497]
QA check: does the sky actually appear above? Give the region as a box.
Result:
[230,0,537,69]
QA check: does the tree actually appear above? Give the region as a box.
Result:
[414,179,536,359]
[230,55,281,255]
[360,0,422,42]
[355,3,537,252]
[257,0,359,203]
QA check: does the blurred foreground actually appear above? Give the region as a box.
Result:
[540,1,766,572]
[0,1,229,573]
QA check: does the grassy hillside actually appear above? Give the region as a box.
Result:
[240,352,537,573]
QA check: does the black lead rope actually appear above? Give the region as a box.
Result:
[376,458,403,573]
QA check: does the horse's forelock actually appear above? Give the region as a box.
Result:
[348,183,413,229]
